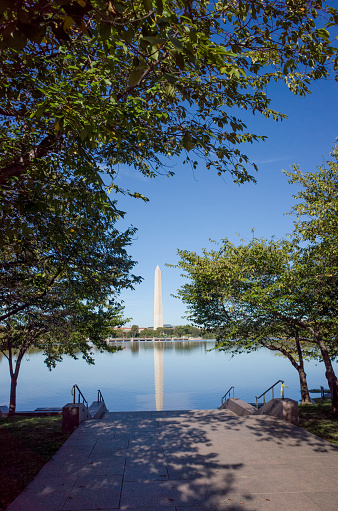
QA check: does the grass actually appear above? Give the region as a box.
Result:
[299,399,338,446]
[0,415,70,510]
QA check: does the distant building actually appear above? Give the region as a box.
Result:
[113,326,147,332]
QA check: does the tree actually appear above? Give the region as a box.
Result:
[1,0,337,195]
[0,293,127,415]
[0,165,139,318]
[107,327,126,338]
[1,0,338,412]
[135,327,153,337]
[174,239,315,404]
[128,324,140,337]
[285,145,338,320]
[173,324,201,337]
[285,145,338,408]
[0,171,140,414]
[174,147,338,412]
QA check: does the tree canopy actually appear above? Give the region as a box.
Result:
[1,1,338,412]
[285,146,338,320]
[1,0,337,193]
[0,168,140,413]
[174,147,338,414]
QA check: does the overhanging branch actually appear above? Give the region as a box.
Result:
[0,133,61,186]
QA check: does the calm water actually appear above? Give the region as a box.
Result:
[0,340,333,411]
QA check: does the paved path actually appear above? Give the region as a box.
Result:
[7,409,338,511]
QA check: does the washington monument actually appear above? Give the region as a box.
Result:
[154,265,163,330]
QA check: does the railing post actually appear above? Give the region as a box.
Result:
[220,386,234,407]
[71,384,88,408]
[255,380,285,409]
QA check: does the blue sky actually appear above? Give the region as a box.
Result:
[113,77,337,328]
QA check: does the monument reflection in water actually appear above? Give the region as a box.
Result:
[154,342,164,411]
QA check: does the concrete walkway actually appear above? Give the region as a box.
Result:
[7,409,338,511]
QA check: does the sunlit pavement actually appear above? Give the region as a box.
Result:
[7,409,338,511]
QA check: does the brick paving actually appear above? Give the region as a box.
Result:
[7,409,338,510]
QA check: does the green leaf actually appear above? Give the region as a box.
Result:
[182,133,194,151]
[175,52,185,70]
[128,69,145,88]
[142,0,153,12]
[155,0,163,15]
[169,36,184,51]
[163,72,177,83]
[5,30,27,50]
[141,36,166,45]
[99,22,111,42]
[164,83,175,99]
[315,28,330,42]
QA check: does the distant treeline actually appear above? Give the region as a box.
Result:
[108,324,215,339]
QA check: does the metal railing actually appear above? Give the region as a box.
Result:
[71,384,88,408]
[221,386,235,406]
[255,380,284,410]
[97,390,104,402]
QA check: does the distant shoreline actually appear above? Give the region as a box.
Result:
[107,337,214,343]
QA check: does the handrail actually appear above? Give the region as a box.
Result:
[255,380,284,410]
[221,386,235,406]
[71,384,88,408]
[97,390,104,402]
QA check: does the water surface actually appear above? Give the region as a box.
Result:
[0,340,332,411]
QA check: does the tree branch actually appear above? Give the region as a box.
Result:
[262,340,300,371]
[0,107,16,117]
[0,133,61,186]
[0,268,63,322]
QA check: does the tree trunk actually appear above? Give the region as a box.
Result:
[298,367,312,404]
[317,336,338,418]
[295,335,312,404]
[9,374,18,416]
[265,336,312,404]
[8,344,25,416]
